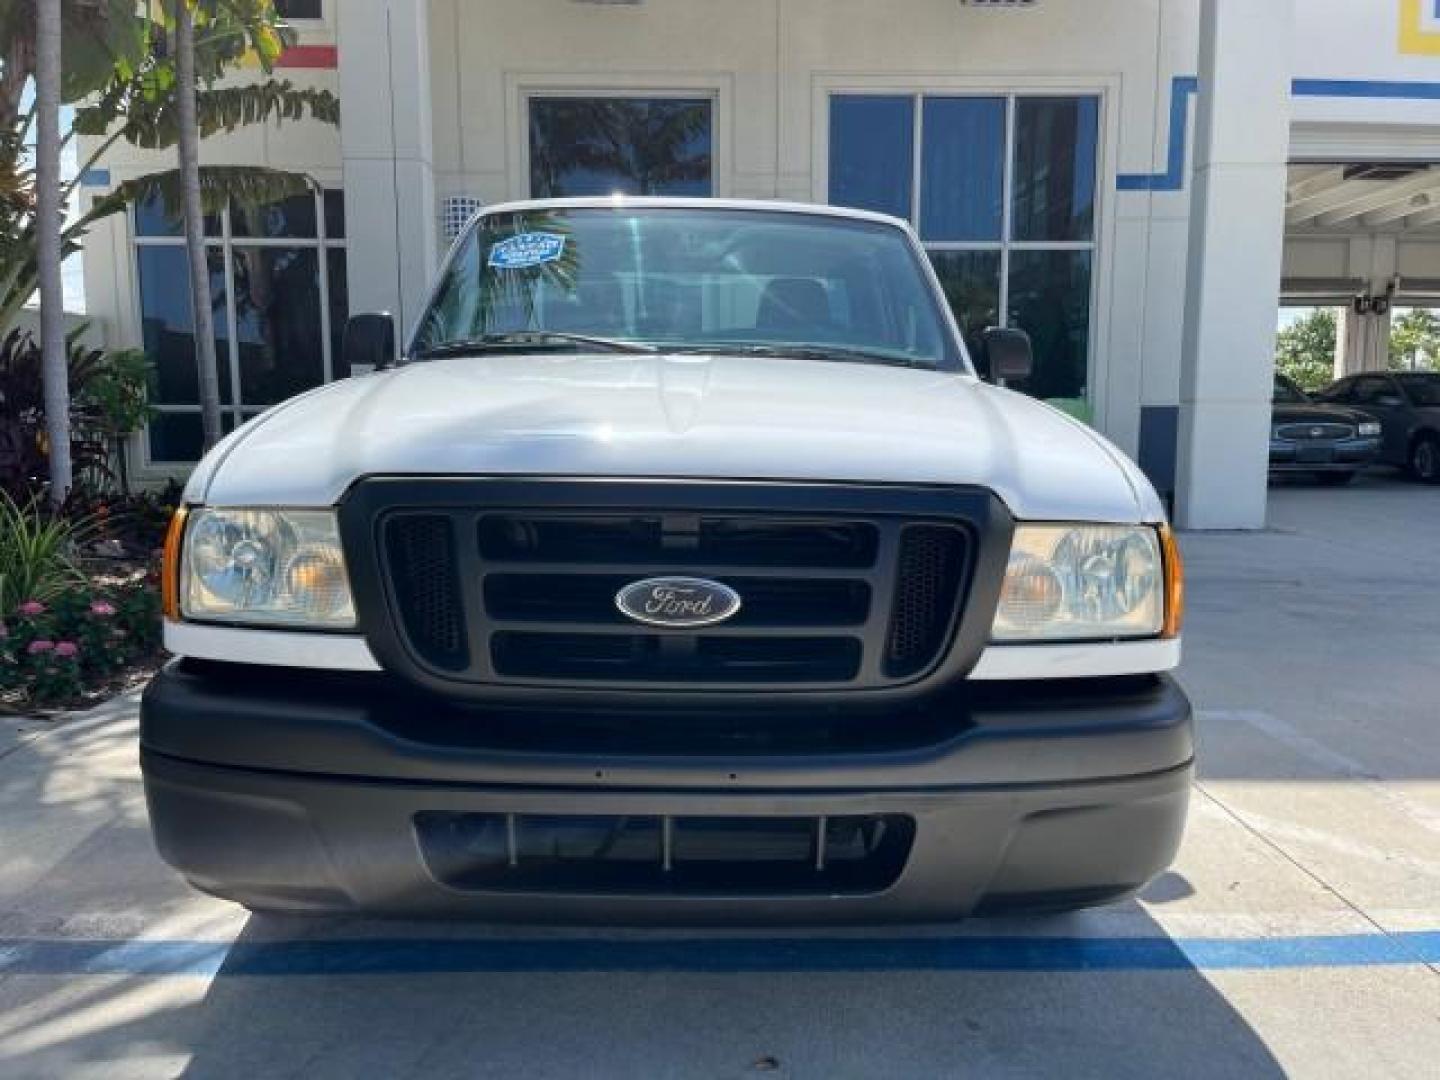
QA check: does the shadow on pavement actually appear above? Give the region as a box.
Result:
[127,904,1285,1079]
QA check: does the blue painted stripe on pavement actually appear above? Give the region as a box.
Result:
[1,932,1436,978]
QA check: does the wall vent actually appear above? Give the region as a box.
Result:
[440,195,485,243]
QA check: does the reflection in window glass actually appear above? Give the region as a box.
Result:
[137,246,231,405]
[231,192,319,239]
[529,98,713,197]
[1011,97,1099,242]
[274,1,322,19]
[1007,250,1092,400]
[327,250,349,376]
[232,248,325,407]
[928,251,999,365]
[134,189,220,238]
[417,207,959,369]
[323,189,346,238]
[920,97,1004,242]
[147,412,237,463]
[829,96,915,220]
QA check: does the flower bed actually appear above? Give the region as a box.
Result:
[1,565,163,712]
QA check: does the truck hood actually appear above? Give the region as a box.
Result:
[188,353,1164,523]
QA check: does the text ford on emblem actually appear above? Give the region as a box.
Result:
[615,577,742,628]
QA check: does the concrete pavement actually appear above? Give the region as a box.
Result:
[0,473,1437,1078]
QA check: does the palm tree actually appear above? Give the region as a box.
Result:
[172,0,224,451]
[34,0,70,506]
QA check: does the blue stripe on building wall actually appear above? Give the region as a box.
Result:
[1116,76,1198,192]
[1115,77,1440,192]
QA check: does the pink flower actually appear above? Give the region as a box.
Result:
[89,601,116,617]
[54,641,80,659]
[17,600,45,617]
[27,639,55,655]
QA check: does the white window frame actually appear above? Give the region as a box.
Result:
[813,74,1117,425]
[129,188,346,469]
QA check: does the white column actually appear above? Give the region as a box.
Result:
[1335,305,1391,377]
[338,0,438,352]
[1174,0,1295,530]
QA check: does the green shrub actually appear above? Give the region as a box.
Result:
[0,573,162,707]
[0,328,153,503]
[0,490,94,613]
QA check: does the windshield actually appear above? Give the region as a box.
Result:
[1397,373,1440,406]
[1273,375,1310,404]
[411,206,963,370]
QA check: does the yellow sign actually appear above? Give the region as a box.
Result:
[1399,0,1440,55]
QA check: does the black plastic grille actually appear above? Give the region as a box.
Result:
[1275,422,1355,441]
[384,515,468,670]
[415,811,914,895]
[886,525,968,678]
[359,483,982,696]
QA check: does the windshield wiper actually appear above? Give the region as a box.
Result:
[673,343,935,370]
[414,331,658,358]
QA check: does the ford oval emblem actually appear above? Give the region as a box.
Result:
[615,577,742,628]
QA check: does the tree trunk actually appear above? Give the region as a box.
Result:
[175,0,224,451]
[36,0,72,508]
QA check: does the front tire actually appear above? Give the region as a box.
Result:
[1409,434,1440,484]
[1314,471,1356,486]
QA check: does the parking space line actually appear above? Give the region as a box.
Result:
[2,931,1437,978]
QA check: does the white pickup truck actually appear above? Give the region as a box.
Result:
[142,198,1190,921]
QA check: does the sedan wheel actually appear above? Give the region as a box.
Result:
[1411,435,1440,484]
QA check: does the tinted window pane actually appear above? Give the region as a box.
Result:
[134,189,220,238]
[829,96,914,220]
[231,192,319,239]
[1007,250,1091,400]
[928,251,1000,366]
[147,413,204,463]
[530,98,712,197]
[147,412,237,463]
[323,189,346,238]
[327,249,349,376]
[1012,97,1099,242]
[920,97,1004,242]
[275,0,322,18]
[137,246,232,406]
[233,247,325,407]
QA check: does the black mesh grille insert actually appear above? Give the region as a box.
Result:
[885,525,968,678]
[415,811,914,895]
[492,632,862,683]
[479,514,879,568]
[384,514,468,670]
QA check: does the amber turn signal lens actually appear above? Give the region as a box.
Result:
[1160,523,1184,638]
[161,507,189,620]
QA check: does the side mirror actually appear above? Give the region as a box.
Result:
[980,326,1033,384]
[341,312,396,374]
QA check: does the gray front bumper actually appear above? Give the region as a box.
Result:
[140,662,1193,922]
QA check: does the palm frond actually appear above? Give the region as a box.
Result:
[107,165,319,222]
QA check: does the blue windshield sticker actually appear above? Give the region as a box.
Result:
[488,232,566,269]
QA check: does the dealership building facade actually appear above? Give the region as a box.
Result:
[79,0,1440,528]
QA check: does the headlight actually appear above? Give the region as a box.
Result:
[992,524,1170,642]
[1358,421,1382,437]
[180,508,356,628]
